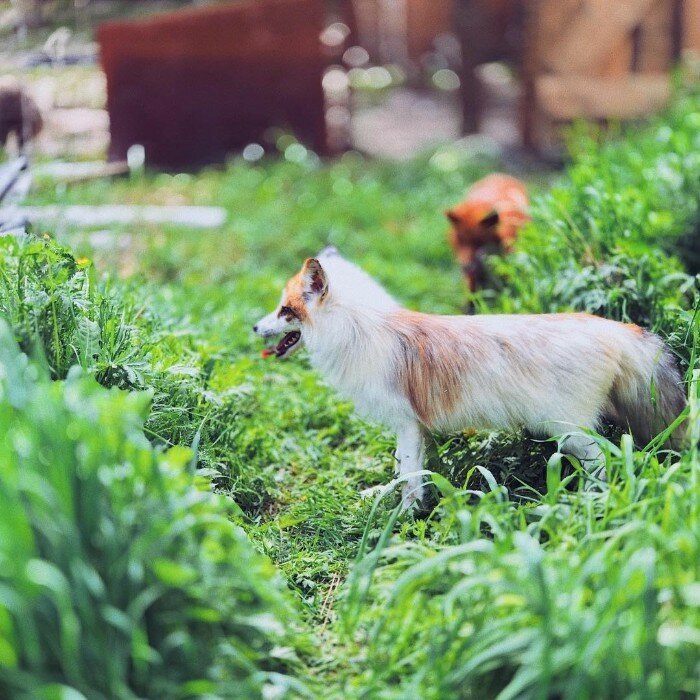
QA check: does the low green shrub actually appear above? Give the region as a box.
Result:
[0,233,279,512]
[0,322,306,699]
[0,233,145,388]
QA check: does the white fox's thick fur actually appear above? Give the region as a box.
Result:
[255,249,686,507]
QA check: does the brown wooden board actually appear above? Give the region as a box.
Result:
[98,0,326,170]
[520,0,682,152]
[636,0,676,72]
[536,74,671,119]
[406,0,454,59]
[683,0,700,51]
[541,0,657,75]
[602,36,635,76]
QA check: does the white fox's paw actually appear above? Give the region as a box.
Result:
[360,483,386,499]
[401,480,425,511]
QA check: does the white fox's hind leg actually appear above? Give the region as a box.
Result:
[395,422,426,509]
[561,433,604,464]
[541,419,606,480]
[560,432,606,481]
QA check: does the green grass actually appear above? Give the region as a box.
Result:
[0,87,698,697]
[0,322,306,699]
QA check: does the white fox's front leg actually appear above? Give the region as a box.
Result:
[395,422,426,509]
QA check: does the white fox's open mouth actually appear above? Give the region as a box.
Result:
[261,331,301,359]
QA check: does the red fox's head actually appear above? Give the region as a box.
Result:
[445,203,502,254]
[446,174,529,291]
[445,204,503,292]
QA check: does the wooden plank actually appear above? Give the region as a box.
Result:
[352,0,382,61]
[36,160,129,183]
[536,74,671,120]
[542,0,656,74]
[636,0,675,71]
[521,0,583,149]
[17,205,227,228]
[684,0,700,50]
[520,0,540,149]
[529,0,581,67]
[602,36,634,76]
[406,0,454,58]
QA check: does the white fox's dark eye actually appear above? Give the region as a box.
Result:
[278,305,297,320]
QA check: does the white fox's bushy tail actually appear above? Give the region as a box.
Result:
[610,331,687,449]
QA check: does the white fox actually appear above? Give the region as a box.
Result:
[254,248,686,507]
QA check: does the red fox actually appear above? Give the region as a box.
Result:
[446,174,529,291]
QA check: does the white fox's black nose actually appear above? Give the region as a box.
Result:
[253,324,258,333]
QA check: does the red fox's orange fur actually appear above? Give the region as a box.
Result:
[446,173,529,291]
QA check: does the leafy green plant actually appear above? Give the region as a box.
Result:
[0,233,145,387]
[0,322,306,699]
[0,232,282,511]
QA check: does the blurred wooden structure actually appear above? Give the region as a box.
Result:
[99,0,326,170]
[352,0,454,63]
[454,0,525,133]
[521,0,690,151]
[406,0,455,58]
[453,0,698,152]
[686,0,700,51]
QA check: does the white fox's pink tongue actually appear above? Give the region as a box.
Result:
[261,331,301,359]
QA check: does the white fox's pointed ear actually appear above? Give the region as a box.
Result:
[301,258,328,298]
[317,245,339,258]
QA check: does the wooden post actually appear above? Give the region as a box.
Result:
[455,0,527,135]
[454,0,487,133]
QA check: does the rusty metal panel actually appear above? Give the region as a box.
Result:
[98,0,326,170]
